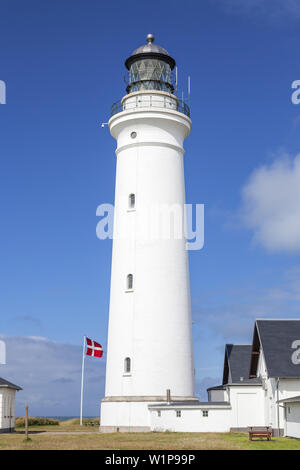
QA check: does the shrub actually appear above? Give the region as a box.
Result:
[15,417,60,428]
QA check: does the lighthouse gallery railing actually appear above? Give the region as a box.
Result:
[110,95,190,118]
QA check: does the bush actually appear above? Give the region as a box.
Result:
[15,417,60,428]
[61,418,100,426]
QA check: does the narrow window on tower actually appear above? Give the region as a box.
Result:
[128,193,135,209]
[124,357,131,374]
[176,410,181,418]
[126,274,133,291]
[202,410,208,417]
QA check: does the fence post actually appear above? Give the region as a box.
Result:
[25,405,28,439]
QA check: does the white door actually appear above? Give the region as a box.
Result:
[236,393,258,427]
[286,403,300,439]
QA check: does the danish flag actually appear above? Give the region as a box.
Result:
[85,337,103,358]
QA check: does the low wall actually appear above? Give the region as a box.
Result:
[100,400,151,432]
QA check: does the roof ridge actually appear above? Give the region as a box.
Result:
[256,318,300,321]
[0,377,22,390]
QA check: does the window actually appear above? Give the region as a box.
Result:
[130,131,137,139]
[202,410,208,417]
[124,357,131,374]
[157,411,161,417]
[176,410,181,418]
[127,274,133,290]
[129,193,135,209]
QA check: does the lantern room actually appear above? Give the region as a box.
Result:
[125,34,176,94]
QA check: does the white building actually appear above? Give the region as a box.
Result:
[100,34,196,432]
[248,319,300,436]
[147,319,300,435]
[278,396,300,439]
[0,378,22,433]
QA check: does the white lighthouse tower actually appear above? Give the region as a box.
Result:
[100,34,196,432]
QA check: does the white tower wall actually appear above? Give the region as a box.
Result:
[100,88,195,431]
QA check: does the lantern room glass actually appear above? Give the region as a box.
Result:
[127,59,173,94]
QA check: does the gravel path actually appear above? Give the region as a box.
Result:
[31,431,97,435]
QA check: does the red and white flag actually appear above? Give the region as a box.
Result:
[80,335,103,425]
[85,337,103,358]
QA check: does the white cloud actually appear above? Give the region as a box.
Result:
[241,153,300,252]
[0,335,105,417]
[192,265,300,341]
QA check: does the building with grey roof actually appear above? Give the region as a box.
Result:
[0,377,22,433]
[248,319,300,436]
[205,319,300,436]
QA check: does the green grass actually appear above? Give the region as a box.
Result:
[0,421,299,450]
[222,432,300,450]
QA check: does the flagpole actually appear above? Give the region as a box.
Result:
[80,335,86,426]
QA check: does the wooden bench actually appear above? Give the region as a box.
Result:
[248,426,272,441]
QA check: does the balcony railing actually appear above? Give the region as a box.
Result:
[110,95,190,118]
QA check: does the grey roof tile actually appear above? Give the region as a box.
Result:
[0,377,22,390]
[223,344,261,384]
[207,385,226,391]
[256,319,300,378]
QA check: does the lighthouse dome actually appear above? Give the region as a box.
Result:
[125,34,175,71]
[131,34,169,57]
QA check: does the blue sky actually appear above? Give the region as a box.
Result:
[1,0,300,416]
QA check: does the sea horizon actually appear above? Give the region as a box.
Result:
[36,416,98,421]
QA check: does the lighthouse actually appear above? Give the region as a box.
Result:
[100,34,196,432]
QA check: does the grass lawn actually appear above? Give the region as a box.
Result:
[0,419,299,450]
